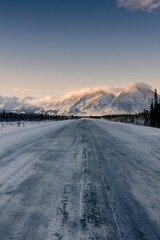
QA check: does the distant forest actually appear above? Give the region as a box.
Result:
[0,112,76,122]
[0,89,160,128]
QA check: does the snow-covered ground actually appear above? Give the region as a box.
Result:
[0,119,160,240]
[0,120,71,151]
[0,120,59,133]
[0,121,52,136]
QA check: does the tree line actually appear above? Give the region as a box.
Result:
[0,110,76,122]
[89,111,149,126]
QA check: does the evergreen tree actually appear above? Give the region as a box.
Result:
[150,101,154,127]
[2,109,6,121]
[154,89,158,105]
[150,89,160,128]
[154,89,159,127]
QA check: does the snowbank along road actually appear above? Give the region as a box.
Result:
[0,119,160,240]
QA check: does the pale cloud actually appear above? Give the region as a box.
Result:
[23,95,59,106]
[12,88,63,97]
[11,88,60,105]
[12,88,33,95]
[12,88,50,97]
[117,0,160,12]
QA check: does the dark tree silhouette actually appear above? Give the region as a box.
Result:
[150,89,160,128]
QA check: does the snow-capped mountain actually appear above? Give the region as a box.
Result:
[0,96,41,113]
[40,83,154,115]
[0,95,58,114]
[0,83,156,115]
[105,83,154,114]
[0,96,20,111]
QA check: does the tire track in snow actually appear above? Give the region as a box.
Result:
[90,137,123,240]
[79,121,109,240]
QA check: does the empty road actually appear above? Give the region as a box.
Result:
[0,119,160,240]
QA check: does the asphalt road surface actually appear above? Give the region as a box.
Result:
[0,119,160,240]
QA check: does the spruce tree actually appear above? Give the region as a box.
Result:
[150,101,154,127]
[154,89,159,127]
[150,89,160,127]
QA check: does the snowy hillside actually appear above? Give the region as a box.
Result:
[41,83,155,115]
[0,83,155,115]
[105,83,154,114]
[0,96,20,111]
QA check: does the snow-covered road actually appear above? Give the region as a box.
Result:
[0,119,160,240]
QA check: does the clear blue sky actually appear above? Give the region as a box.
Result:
[0,0,160,98]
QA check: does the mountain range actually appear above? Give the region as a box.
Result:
[0,83,156,116]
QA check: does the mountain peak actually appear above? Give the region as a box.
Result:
[62,86,122,100]
[123,82,152,93]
